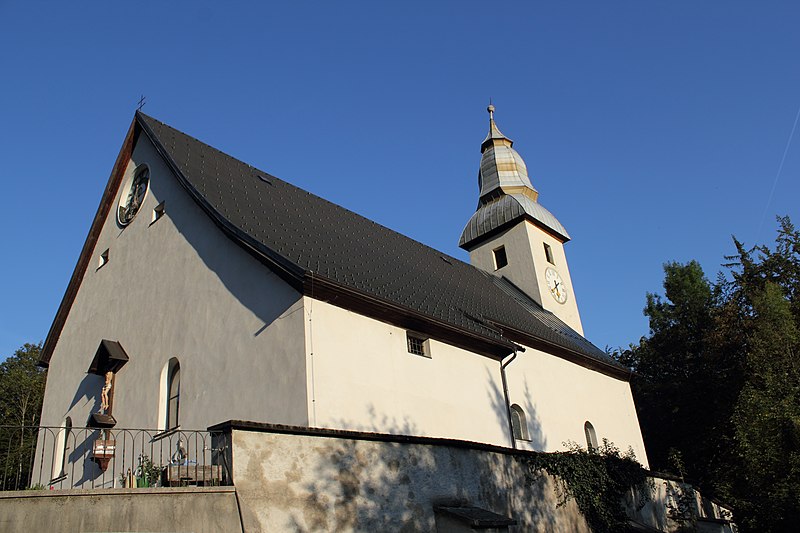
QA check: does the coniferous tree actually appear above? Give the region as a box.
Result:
[620,261,740,487]
[730,283,800,530]
[619,217,800,532]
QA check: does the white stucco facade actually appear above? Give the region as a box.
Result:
[300,297,648,467]
[303,298,510,446]
[505,346,648,465]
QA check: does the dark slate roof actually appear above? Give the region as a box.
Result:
[136,112,623,374]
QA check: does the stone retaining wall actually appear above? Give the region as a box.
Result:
[0,486,242,533]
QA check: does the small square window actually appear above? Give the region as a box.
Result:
[493,246,508,270]
[543,243,554,265]
[152,201,165,224]
[406,333,430,358]
[98,249,109,269]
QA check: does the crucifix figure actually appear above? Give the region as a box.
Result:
[100,371,114,414]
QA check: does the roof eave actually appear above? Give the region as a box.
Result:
[302,272,515,360]
[40,116,141,368]
[496,322,632,381]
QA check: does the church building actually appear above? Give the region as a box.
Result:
[36,106,648,485]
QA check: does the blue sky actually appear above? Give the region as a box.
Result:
[1,1,799,359]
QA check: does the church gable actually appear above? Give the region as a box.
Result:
[38,123,308,431]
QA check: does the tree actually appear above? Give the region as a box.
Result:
[618,261,740,486]
[620,217,800,532]
[729,283,800,531]
[0,342,47,490]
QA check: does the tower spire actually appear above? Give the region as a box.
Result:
[476,105,537,203]
[460,104,570,249]
[482,104,512,150]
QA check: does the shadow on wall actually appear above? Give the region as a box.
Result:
[63,375,109,487]
[269,364,556,529]
[295,412,426,531]
[150,174,301,339]
[67,374,104,414]
[361,405,418,436]
[242,408,589,532]
[125,174,309,428]
[68,429,104,488]
[486,368,547,451]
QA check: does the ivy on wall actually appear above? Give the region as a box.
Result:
[526,440,651,533]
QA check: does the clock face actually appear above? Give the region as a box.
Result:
[545,267,567,304]
[118,166,150,225]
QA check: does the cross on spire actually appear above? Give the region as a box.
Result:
[136,95,147,111]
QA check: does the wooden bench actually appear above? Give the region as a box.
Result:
[165,464,222,486]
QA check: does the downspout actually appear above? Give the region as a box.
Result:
[308,270,317,427]
[500,347,518,450]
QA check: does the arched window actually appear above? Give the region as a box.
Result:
[166,360,181,430]
[584,421,598,451]
[51,417,72,481]
[510,404,529,441]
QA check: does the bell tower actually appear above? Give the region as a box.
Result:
[459,106,584,334]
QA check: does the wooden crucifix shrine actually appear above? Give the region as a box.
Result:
[87,339,128,428]
[87,340,129,471]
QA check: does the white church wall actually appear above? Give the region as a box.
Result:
[303,298,512,447]
[38,133,309,456]
[506,347,649,467]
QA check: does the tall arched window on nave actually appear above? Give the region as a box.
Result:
[584,420,598,451]
[510,404,529,441]
[167,359,181,430]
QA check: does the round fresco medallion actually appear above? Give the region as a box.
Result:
[118,165,150,225]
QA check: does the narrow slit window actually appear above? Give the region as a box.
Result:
[543,243,554,265]
[406,332,430,358]
[166,359,181,430]
[98,249,109,269]
[493,246,508,270]
[152,201,165,223]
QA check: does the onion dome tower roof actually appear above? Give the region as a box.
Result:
[459,106,569,249]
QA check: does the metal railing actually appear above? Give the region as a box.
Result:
[0,425,231,490]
